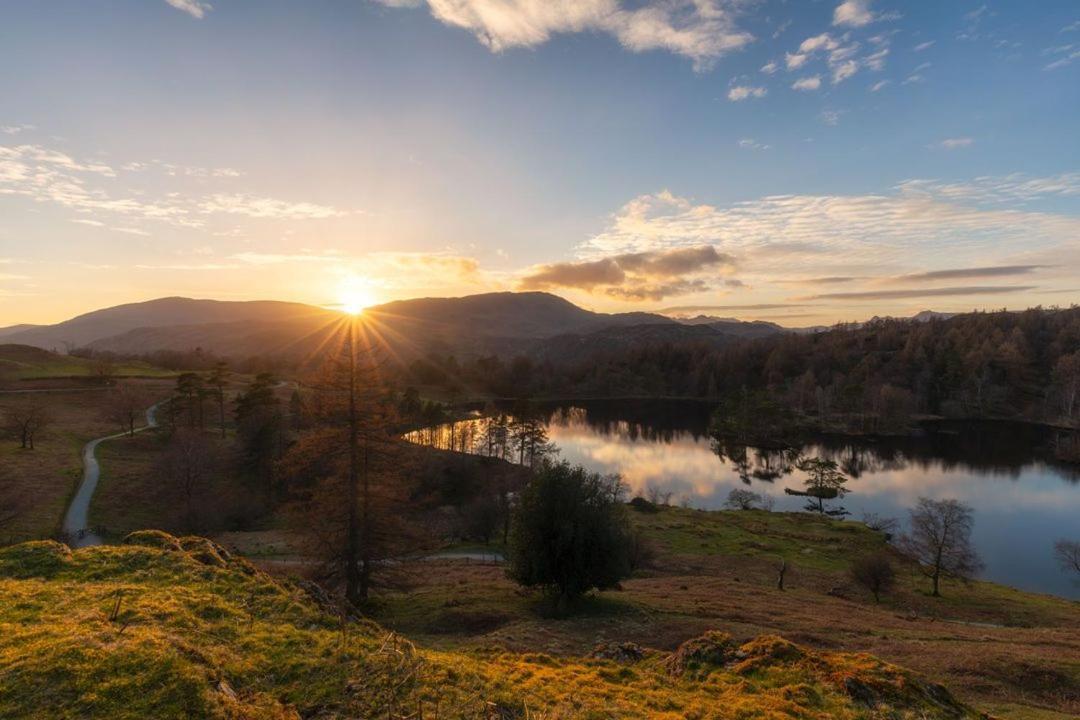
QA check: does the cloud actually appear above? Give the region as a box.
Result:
[737,138,770,151]
[934,137,974,150]
[831,59,858,83]
[760,61,778,74]
[0,125,35,135]
[577,181,1080,292]
[519,245,734,300]
[833,0,874,28]
[200,193,345,219]
[913,40,934,51]
[897,173,1080,204]
[377,1,754,70]
[820,109,842,126]
[727,85,767,101]
[165,0,212,19]
[661,303,809,313]
[795,286,1037,301]
[792,75,821,90]
[889,265,1047,282]
[870,79,889,91]
[1043,44,1080,70]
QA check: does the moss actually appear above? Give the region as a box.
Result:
[0,541,72,578]
[122,530,184,552]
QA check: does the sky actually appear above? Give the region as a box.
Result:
[1,0,1079,326]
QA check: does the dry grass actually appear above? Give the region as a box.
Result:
[0,380,173,542]
[370,507,1080,719]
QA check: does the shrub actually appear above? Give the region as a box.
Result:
[507,461,632,613]
[849,552,896,602]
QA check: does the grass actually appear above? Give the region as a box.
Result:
[0,381,173,542]
[0,344,174,383]
[0,533,987,719]
[366,506,1080,718]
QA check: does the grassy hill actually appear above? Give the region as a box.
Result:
[0,532,985,719]
[0,344,172,382]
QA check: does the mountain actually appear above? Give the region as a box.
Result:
[4,297,336,352]
[0,324,41,339]
[672,315,786,339]
[3,292,676,360]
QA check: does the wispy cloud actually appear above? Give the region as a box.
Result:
[792,75,821,90]
[165,0,212,19]
[376,0,754,71]
[913,40,934,51]
[200,194,345,220]
[795,286,1036,301]
[727,85,767,101]
[737,138,771,151]
[934,137,974,150]
[888,265,1047,282]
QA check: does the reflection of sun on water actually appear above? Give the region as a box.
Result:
[337,275,377,315]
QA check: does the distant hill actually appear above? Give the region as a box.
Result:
[532,323,735,365]
[0,324,41,339]
[3,297,335,352]
[3,292,679,361]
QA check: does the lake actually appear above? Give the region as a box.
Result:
[408,400,1080,599]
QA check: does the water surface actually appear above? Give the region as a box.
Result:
[410,400,1080,599]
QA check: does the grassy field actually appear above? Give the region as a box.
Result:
[367,507,1080,720]
[0,533,987,719]
[0,344,174,383]
[0,380,174,542]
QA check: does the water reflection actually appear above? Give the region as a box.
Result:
[407,401,1080,599]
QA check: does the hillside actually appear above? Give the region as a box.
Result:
[4,297,336,352]
[0,532,985,719]
[0,344,171,382]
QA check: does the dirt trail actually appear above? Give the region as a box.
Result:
[62,404,159,547]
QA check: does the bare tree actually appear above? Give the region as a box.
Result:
[2,397,53,449]
[1054,540,1080,577]
[159,429,218,530]
[899,497,984,597]
[861,512,899,538]
[849,552,896,602]
[103,383,151,437]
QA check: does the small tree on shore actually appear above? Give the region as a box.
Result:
[849,552,896,602]
[787,457,849,517]
[899,497,983,597]
[507,461,632,614]
[1055,539,1080,578]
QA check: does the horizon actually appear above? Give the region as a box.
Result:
[3,289,1067,332]
[2,1,1079,326]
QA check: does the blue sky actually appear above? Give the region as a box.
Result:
[1,0,1078,324]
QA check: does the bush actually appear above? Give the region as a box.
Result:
[507,462,632,613]
[849,552,896,602]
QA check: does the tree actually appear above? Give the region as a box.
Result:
[724,488,770,511]
[786,457,850,516]
[206,361,230,438]
[174,372,205,429]
[507,461,632,614]
[849,552,896,602]
[2,397,52,449]
[234,372,284,501]
[279,320,424,606]
[103,382,151,437]
[159,429,218,530]
[1054,539,1080,577]
[899,497,984,597]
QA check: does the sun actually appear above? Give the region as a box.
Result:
[336,275,378,315]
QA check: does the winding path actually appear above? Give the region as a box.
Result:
[62,403,159,548]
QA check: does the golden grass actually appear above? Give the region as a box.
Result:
[0,533,986,719]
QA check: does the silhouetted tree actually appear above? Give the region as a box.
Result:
[206,361,230,438]
[234,372,284,501]
[787,457,850,516]
[899,497,983,597]
[159,429,218,530]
